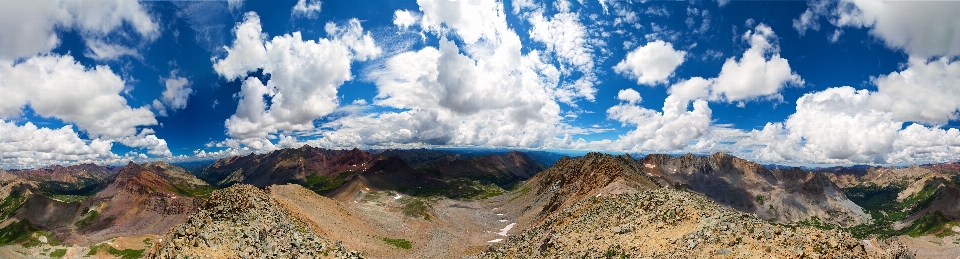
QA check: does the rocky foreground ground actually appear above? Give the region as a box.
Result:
[478,187,913,258]
[148,184,362,259]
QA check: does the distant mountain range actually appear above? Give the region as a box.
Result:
[0,147,955,257]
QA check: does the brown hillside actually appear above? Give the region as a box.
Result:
[7,163,117,183]
[426,151,545,186]
[14,162,208,245]
[325,156,446,201]
[503,153,659,231]
[199,146,378,188]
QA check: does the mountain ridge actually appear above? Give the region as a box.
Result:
[0,147,955,257]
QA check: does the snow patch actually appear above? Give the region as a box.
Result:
[497,223,516,236]
[393,194,402,199]
[645,164,656,168]
[487,239,503,243]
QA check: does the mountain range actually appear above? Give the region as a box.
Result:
[0,147,956,258]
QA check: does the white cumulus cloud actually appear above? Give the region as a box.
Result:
[119,130,173,157]
[292,0,322,19]
[710,24,803,102]
[529,12,594,75]
[213,12,380,141]
[668,77,712,101]
[607,92,712,152]
[747,86,960,165]
[154,73,194,117]
[843,0,960,58]
[795,0,960,59]
[614,40,687,86]
[393,9,419,29]
[0,0,158,60]
[295,0,586,151]
[525,6,600,103]
[357,37,563,148]
[869,57,960,125]
[616,88,642,104]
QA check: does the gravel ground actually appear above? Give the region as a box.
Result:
[477,188,913,258]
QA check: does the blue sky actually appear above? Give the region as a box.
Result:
[2,0,960,168]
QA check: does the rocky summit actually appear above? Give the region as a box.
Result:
[480,187,905,258]
[149,184,361,259]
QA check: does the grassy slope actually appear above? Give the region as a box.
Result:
[799,178,959,239]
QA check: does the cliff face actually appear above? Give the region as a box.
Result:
[640,152,870,226]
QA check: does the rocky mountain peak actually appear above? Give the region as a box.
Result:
[522,152,658,222]
[483,188,872,258]
[150,184,362,258]
[145,160,174,169]
[640,153,870,226]
[117,161,145,177]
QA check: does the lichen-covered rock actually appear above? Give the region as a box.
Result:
[149,184,362,259]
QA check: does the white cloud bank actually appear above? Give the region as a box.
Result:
[750,85,960,165]
[0,54,172,164]
[870,57,960,125]
[0,121,116,169]
[0,55,157,139]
